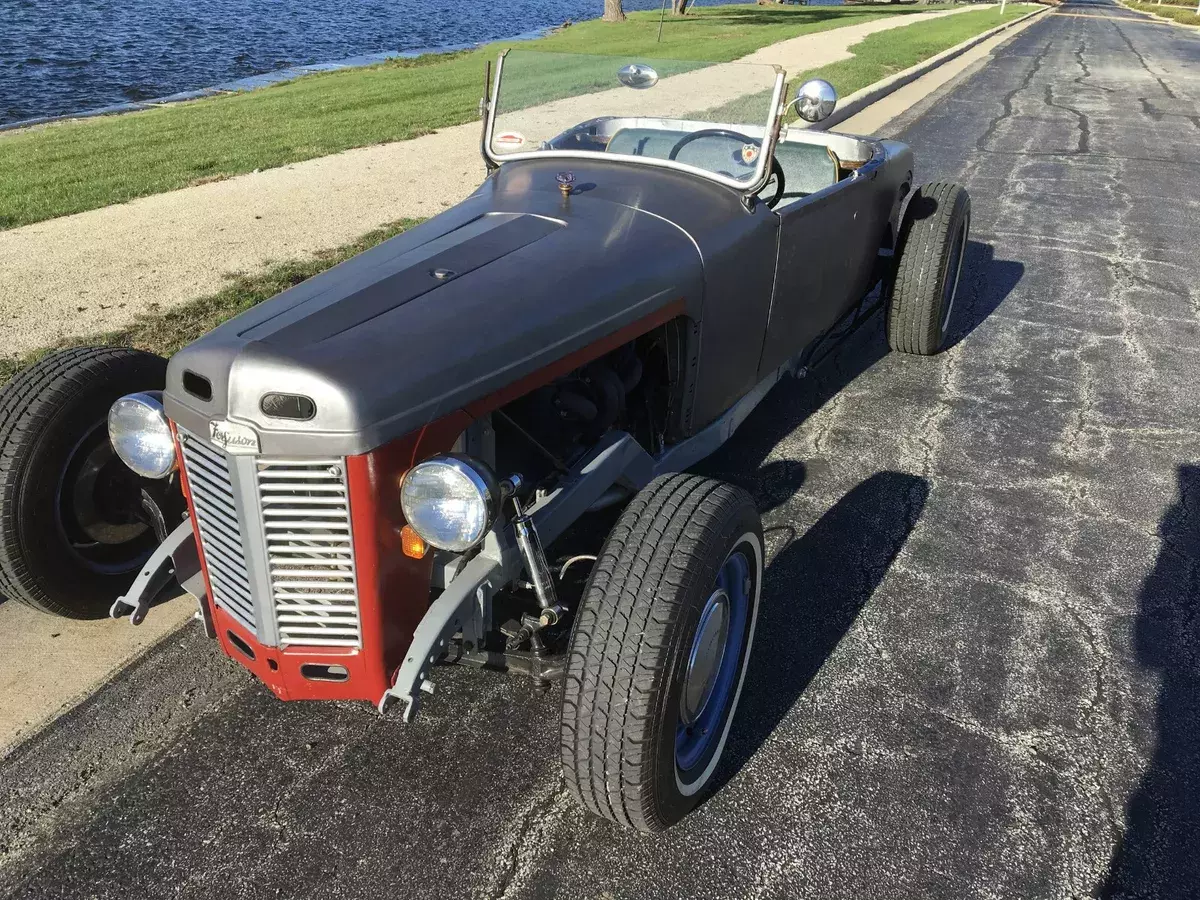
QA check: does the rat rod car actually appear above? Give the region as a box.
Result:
[0,51,969,832]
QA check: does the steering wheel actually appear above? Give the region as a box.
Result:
[668,129,786,209]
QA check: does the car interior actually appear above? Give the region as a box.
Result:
[543,117,873,209]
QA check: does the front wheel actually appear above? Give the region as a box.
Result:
[561,474,763,832]
[0,347,170,618]
[885,181,971,356]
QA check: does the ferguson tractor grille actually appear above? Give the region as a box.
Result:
[178,431,258,635]
[178,430,362,648]
[256,459,362,648]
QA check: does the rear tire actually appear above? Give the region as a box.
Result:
[885,181,971,356]
[0,347,168,618]
[561,473,763,832]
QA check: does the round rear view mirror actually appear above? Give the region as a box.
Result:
[791,79,838,123]
[617,64,659,90]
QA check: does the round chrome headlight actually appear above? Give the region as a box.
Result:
[108,392,177,479]
[400,455,499,552]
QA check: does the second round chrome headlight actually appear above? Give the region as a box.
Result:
[108,392,177,479]
[400,455,499,552]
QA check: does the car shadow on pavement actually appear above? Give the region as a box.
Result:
[944,240,1025,351]
[713,469,929,791]
[1101,464,1200,900]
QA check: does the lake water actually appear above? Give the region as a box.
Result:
[0,0,669,125]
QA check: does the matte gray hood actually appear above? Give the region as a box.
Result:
[165,173,704,457]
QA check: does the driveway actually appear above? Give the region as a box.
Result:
[2,2,1199,897]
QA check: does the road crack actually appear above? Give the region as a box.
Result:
[977,41,1050,152]
[1109,18,1177,99]
[485,778,569,900]
[1043,83,1091,155]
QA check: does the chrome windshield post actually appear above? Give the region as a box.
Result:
[741,67,788,207]
[480,51,790,197]
[480,51,508,172]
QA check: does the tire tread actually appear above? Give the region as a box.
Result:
[886,181,970,356]
[561,473,759,832]
[0,347,166,616]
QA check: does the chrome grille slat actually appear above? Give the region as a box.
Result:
[204,559,255,598]
[266,534,350,544]
[192,498,241,533]
[259,487,348,494]
[191,526,250,573]
[180,428,259,636]
[192,524,246,565]
[270,591,357,601]
[190,481,242,517]
[259,471,346,481]
[191,505,245,546]
[208,578,256,621]
[257,459,361,648]
[184,453,238,485]
[271,571,352,579]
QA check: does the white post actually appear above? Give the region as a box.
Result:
[1000,0,1006,12]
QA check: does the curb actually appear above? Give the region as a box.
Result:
[802,3,1052,133]
[1113,0,1200,29]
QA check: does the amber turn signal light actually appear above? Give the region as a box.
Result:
[400,524,429,559]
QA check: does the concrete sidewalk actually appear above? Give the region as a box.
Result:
[0,5,985,359]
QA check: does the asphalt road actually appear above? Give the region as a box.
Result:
[3,2,1199,897]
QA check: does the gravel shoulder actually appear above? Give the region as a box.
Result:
[0,5,983,359]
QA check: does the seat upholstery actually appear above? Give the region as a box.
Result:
[605,127,841,198]
[607,127,756,177]
[606,127,691,160]
[774,141,841,197]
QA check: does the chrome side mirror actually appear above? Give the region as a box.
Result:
[791,79,837,123]
[617,64,659,90]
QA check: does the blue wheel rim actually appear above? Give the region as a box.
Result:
[675,549,751,776]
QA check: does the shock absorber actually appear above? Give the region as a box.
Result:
[510,491,567,629]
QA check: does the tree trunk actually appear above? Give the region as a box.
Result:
[603,0,626,22]
[672,0,691,14]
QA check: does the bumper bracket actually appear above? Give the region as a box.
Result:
[109,518,204,625]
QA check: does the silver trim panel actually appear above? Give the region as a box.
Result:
[178,428,258,636]
[257,458,362,648]
[179,429,363,649]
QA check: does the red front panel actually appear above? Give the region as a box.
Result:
[182,303,686,704]
[180,419,465,703]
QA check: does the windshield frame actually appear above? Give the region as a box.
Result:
[480,50,788,198]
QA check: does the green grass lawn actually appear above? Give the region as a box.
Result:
[0,4,930,230]
[697,3,1036,125]
[796,3,1037,102]
[1123,0,1200,24]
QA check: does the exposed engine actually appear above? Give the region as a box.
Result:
[493,325,683,490]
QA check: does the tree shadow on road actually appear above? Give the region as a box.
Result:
[1102,464,1200,900]
[712,470,929,790]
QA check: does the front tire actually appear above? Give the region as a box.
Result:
[885,181,971,356]
[561,474,763,832]
[0,347,169,618]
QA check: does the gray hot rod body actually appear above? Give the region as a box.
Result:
[165,132,913,459]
